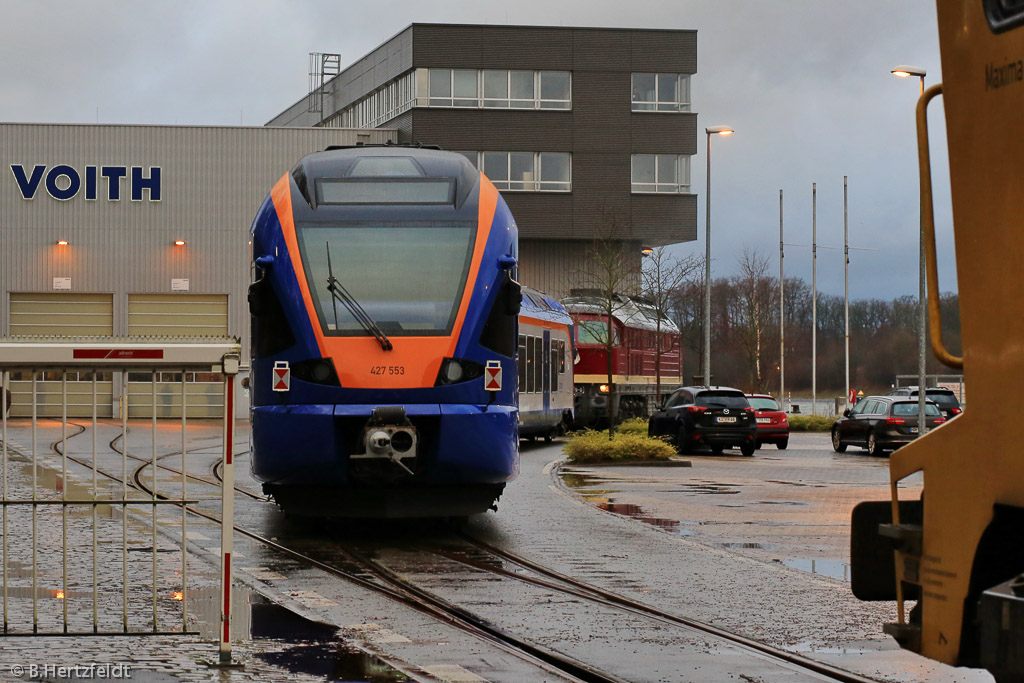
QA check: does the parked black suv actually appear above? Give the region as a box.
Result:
[887,386,963,419]
[648,386,757,456]
[832,395,946,456]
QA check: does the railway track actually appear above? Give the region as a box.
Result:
[38,421,881,683]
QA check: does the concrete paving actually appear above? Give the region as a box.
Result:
[0,421,997,682]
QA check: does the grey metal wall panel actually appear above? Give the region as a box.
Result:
[409,110,485,150]
[630,31,698,73]
[388,111,415,143]
[413,24,483,68]
[413,110,573,152]
[503,194,575,240]
[573,29,632,73]
[630,112,698,155]
[0,123,396,361]
[518,238,642,299]
[630,194,698,244]
[478,26,574,69]
[571,71,630,153]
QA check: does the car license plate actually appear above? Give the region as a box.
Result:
[716,416,736,423]
[910,427,919,434]
[756,417,770,424]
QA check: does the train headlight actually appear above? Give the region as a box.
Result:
[435,358,484,386]
[599,384,610,393]
[445,362,464,383]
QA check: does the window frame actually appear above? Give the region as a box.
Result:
[418,68,571,110]
[471,151,571,192]
[631,73,692,113]
[631,154,692,194]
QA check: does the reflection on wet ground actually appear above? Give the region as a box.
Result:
[190,587,408,682]
[783,558,851,582]
[560,460,859,585]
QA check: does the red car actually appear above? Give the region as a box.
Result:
[745,393,789,450]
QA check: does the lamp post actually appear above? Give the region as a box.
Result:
[704,125,733,387]
[892,65,928,435]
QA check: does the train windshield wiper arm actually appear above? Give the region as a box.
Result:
[324,242,393,351]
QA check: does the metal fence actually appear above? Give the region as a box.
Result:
[0,340,240,663]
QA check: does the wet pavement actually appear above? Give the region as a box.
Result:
[0,420,996,682]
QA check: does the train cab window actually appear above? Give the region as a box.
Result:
[578,320,618,345]
[316,179,454,205]
[296,224,474,337]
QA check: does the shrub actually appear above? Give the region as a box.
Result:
[564,429,676,464]
[787,415,838,432]
[614,417,649,436]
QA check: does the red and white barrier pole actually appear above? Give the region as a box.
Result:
[219,356,238,665]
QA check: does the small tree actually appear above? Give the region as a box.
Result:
[568,209,637,439]
[732,246,776,391]
[641,246,702,404]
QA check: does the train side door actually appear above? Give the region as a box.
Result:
[542,330,551,414]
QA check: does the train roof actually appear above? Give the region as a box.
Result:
[521,285,573,326]
[560,292,680,334]
[289,144,480,210]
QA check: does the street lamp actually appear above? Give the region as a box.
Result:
[891,64,928,435]
[704,125,733,387]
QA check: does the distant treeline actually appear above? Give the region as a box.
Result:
[666,269,962,396]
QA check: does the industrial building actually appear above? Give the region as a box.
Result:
[0,123,395,416]
[1,23,698,418]
[267,23,699,296]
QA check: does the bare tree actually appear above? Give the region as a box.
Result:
[641,246,702,404]
[733,246,776,391]
[568,209,637,439]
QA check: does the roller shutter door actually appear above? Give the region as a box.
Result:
[7,293,115,417]
[127,294,229,418]
[128,294,228,337]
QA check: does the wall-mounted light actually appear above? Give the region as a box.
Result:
[641,246,654,256]
[56,240,69,246]
[173,239,186,246]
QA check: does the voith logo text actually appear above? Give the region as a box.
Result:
[10,164,161,201]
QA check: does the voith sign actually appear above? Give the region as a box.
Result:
[10,164,161,201]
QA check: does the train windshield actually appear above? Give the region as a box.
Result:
[297,223,476,337]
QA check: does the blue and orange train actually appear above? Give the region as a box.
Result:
[248,145,520,517]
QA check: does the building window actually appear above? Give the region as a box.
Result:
[631,73,691,112]
[417,69,571,110]
[330,71,416,129]
[631,154,691,193]
[466,151,571,192]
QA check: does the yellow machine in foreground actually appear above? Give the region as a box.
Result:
[850,2,1024,681]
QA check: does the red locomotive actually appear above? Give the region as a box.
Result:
[561,291,682,427]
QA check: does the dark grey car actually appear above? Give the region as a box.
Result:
[832,396,947,456]
[648,386,757,456]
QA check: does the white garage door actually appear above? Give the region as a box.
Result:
[127,294,229,418]
[7,293,115,417]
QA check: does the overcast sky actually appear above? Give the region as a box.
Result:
[0,1,955,300]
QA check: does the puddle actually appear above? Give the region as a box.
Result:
[594,502,698,537]
[782,558,851,582]
[188,587,408,681]
[559,471,606,489]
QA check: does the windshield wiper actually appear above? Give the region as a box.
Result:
[324,242,393,351]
